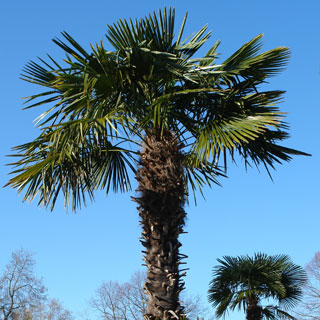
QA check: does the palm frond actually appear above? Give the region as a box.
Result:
[183,153,225,203]
[263,306,297,320]
[6,130,136,211]
[216,34,290,82]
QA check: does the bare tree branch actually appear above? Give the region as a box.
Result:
[295,252,320,320]
[89,270,210,320]
[0,249,46,320]
[0,250,73,320]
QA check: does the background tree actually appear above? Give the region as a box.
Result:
[15,298,73,320]
[90,271,208,320]
[295,251,320,320]
[44,299,73,320]
[0,250,72,320]
[0,249,46,320]
[6,7,309,319]
[90,280,124,320]
[208,253,307,320]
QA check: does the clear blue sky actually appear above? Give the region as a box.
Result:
[1,0,319,318]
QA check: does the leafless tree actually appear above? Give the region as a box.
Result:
[0,250,73,320]
[90,271,209,320]
[0,249,46,320]
[90,280,124,320]
[45,299,73,320]
[295,251,320,320]
[18,298,73,320]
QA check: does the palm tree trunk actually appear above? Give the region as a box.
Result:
[132,130,187,319]
[246,300,263,320]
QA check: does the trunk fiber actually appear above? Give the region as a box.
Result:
[246,302,263,320]
[132,131,187,319]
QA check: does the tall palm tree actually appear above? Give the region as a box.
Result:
[208,253,307,320]
[6,8,308,319]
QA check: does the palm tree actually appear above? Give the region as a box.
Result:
[6,8,308,319]
[208,253,307,320]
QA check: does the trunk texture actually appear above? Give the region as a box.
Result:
[132,131,187,319]
[246,300,263,320]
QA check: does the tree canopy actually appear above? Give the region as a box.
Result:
[6,8,308,211]
[208,253,307,320]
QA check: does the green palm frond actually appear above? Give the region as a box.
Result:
[235,130,310,178]
[183,153,225,203]
[216,34,290,82]
[263,306,297,320]
[6,120,137,211]
[189,85,309,171]
[7,138,94,211]
[197,40,221,67]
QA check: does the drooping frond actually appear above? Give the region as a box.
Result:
[262,305,297,320]
[183,152,225,202]
[6,123,137,211]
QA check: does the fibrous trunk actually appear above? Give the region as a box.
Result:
[132,130,187,319]
[246,302,263,320]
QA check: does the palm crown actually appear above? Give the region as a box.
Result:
[208,253,307,320]
[7,8,307,211]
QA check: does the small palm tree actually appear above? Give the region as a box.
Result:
[208,253,307,320]
[6,8,308,319]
